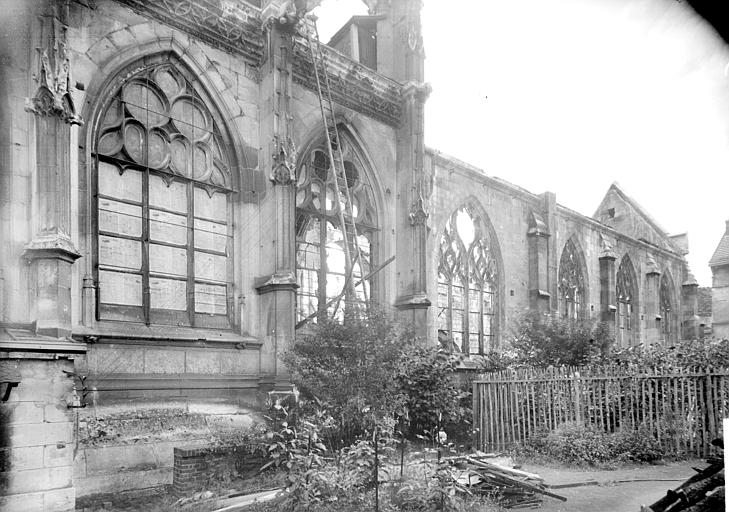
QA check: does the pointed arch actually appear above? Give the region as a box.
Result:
[558,236,588,320]
[435,199,503,355]
[659,269,678,344]
[616,255,639,346]
[294,123,382,321]
[88,53,240,328]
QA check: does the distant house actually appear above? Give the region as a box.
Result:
[710,221,729,339]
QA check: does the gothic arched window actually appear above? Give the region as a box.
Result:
[659,273,674,343]
[436,206,499,355]
[93,60,235,328]
[295,130,377,322]
[558,238,586,320]
[616,256,638,346]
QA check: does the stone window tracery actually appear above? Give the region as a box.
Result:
[558,238,585,320]
[616,256,637,346]
[437,206,498,355]
[92,61,234,328]
[295,131,377,321]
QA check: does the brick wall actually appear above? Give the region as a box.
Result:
[0,357,76,512]
[172,444,265,494]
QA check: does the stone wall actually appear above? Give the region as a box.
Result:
[425,149,691,348]
[0,357,76,512]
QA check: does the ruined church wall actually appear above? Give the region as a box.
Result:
[425,152,537,346]
[426,150,690,349]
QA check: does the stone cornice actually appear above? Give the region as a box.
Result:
[291,35,403,127]
[112,1,404,126]
[115,0,264,66]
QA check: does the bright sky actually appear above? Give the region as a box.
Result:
[313,0,729,287]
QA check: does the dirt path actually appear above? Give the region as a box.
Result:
[524,461,700,512]
[537,480,684,512]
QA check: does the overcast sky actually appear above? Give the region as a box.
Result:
[313,0,729,287]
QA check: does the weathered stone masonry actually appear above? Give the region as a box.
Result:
[0,0,696,506]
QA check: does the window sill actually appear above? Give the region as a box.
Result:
[72,322,261,348]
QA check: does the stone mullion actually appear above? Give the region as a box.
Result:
[462,275,470,355]
[318,218,328,318]
[141,169,151,325]
[479,286,485,355]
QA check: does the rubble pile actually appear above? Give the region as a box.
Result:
[442,453,566,510]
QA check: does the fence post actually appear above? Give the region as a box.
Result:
[573,370,582,425]
[472,380,477,451]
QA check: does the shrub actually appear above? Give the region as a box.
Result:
[507,312,614,367]
[396,346,470,441]
[521,422,664,466]
[610,426,663,463]
[284,307,415,448]
[610,337,729,368]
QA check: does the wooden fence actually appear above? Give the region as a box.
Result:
[472,366,729,457]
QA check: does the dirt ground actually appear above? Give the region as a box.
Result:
[526,460,701,512]
[537,480,686,512]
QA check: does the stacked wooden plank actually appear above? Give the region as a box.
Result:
[641,459,724,512]
[441,454,566,509]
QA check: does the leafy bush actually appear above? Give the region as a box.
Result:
[610,337,729,368]
[507,312,614,368]
[284,307,416,448]
[521,422,663,466]
[396,346,470,440]
[610,426,664,463]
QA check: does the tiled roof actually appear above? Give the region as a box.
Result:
[709,221,729,268]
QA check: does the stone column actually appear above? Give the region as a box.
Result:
[255,9,298,389]
[598,235,617,331]
[527,211,550,313]
[394,82,431,336]
[23,1,82,338]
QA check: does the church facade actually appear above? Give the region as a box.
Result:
[0,0,698,506]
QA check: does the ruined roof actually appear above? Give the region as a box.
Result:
[709,220,729,268]
[597,182,670,236]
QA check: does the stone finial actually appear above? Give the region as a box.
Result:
[25,5,82,125]
[409,181,429,227]
[270,136,297,185]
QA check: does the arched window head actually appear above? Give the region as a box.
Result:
[437,205,499,355]
[616,256,638,346]
[93,59,235,328]
[659,273,674,343]
[295,128,377,322]
[558,238,586,321]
